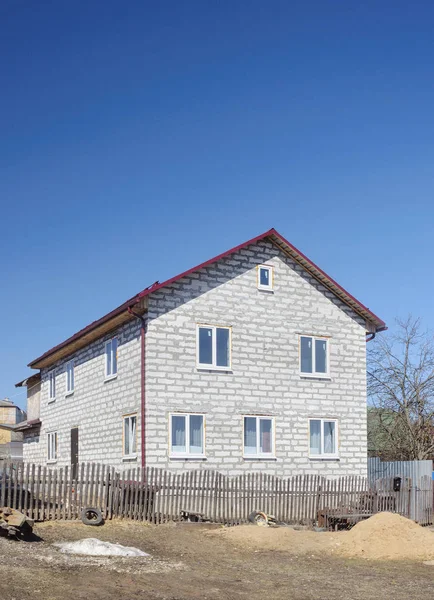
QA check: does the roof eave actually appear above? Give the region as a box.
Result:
[15,373,42,388]
[27,227,386,369]
[28,296,148,369]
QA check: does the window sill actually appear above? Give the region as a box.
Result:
[257,287,274,293]
[48,399,56,404]
[104,374,118,383]
[308,456,340,461]
[169,455,207,460]
[65,391,74,397]
[47,459,57,464]
[243,456,277,461]
[196,366,233,373]
[299,374,331,380]
[122,455,137,461]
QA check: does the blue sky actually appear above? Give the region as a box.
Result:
[1,1,434,408]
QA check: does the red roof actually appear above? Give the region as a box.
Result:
[28,228,386,368]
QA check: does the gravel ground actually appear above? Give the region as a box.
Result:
[1,520,434,600]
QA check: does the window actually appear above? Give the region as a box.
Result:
[257,265,273,291]
[243,416,275,458]
[170,413,205,458]
[48,432,58,462]
[48,371,56,401]
[123,415,137,458]
[197,325,231,370]
[66,361,74,394]
[309,418,338,458]
[105,338,118,379]
[300,336,329,376]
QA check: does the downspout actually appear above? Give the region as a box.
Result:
[366,333,376,343]
[128,307,146,470]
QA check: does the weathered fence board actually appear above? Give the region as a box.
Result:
[0,461,432,526]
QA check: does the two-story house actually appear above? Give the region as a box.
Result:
[19,229,385,477]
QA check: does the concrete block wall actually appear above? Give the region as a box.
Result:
[23,237,370,478]
[23,319,142,471]
[146,239,368,477]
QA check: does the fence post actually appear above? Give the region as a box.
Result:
[408,478,412,520]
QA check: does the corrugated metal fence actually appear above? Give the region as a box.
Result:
[0,442,23,461]
[368,458,433,522]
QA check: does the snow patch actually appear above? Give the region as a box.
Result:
[54,538,150,557]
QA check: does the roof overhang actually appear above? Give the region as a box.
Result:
[267,231,386,334]
[13,419,41,432]
[15,373,41,388]
[29,296,148,369]
[28,228,385,370]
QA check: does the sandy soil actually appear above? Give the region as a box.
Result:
[0,518,434,600]
[216,512,434,561]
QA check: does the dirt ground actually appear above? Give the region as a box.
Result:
[1,520,434,600]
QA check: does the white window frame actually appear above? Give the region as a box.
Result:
[47,431,58,463]
[257,264,274,291]
[196,324,232,370]
[123,414,137,459]
[308,418,339,459]
[66,360,74,395]
[299,335,330,378]
[48,371,56,402]
[242,415,276,459]
[169,413,206,459]
[105,337,118,380]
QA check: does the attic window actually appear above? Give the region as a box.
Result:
[257,265,273,291]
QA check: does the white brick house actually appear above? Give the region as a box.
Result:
[19,229,385,477]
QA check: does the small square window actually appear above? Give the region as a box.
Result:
[123,415,137,458]
[105,338,118,379]
[48,431,58,462]
[48,371,56,401]
[243,416,275,458]
[309,418,338,458]
[300,336,329,377]
[170,413,205,458]
[257,265,273,291]
[66,361,74,394]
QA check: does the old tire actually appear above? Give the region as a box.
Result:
[81,507,104,526]
[248,511,268,526]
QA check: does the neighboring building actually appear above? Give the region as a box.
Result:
[20,228,385,477]
[14,374,41,459]
[0,398,26,460]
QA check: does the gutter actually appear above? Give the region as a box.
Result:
[127,307,146,470]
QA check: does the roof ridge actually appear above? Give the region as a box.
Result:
[28,228,385,369]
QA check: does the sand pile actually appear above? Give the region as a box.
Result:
[216,525,329,554]
[335,512,434,561]
[215,512,434,561]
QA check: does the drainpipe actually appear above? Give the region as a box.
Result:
[128,307,146,470]
[366,333,376,343]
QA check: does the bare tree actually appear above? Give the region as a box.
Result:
[368,316,434,461]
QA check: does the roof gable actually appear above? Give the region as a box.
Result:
[28,228,385,369]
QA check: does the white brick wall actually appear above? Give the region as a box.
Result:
[146,239,368,476]
[24,320,142,471]
[24,238,369,477]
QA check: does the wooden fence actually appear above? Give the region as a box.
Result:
[0,462,432,526]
